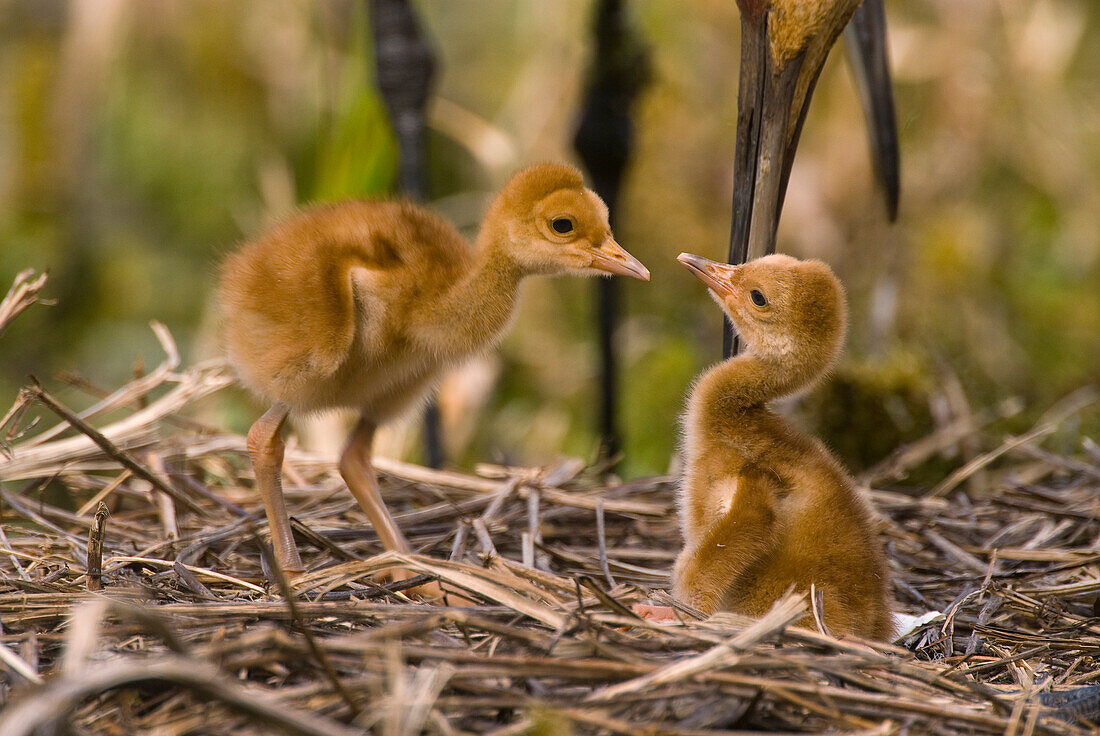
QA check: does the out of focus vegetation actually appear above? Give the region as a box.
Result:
[1,0,1097,478]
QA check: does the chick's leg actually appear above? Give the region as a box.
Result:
[246,403,303,574]
[339,418,410,553]
[672,469,779,615]
[339,416,443,600]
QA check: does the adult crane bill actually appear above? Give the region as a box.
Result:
[728,0,898,268]
[725,0,898,357]
[844,0,899,222]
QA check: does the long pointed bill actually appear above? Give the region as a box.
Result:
[844,0,900,222]
[726,2,865,357]
[590,238,651,281]
[725,8,809,356]
[677,252,738,299]
[728,10,807,272]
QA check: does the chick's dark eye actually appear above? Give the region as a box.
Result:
[750,289,767,307]
[551,218,574,234]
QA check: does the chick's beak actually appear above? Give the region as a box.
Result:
[589,238,650,281]
[677,252,739,299]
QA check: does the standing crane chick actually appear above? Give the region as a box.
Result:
[219,163,649,589]
[671,252,891,639]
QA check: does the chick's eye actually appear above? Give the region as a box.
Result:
[750,289,767,307]
[551,217,574,234]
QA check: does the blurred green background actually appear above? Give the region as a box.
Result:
[1,0,1097,478]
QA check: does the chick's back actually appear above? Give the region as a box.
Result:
[218,200,471,409]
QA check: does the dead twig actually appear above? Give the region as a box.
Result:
[0,269,51,336]
[255,531,363,719]
[0,656,362,736]
[595,497,616,589]
[23,378,207,516]
[85,502,109,591]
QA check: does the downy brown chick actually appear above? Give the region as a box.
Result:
[219,163,649,591]
[671,252,891,639]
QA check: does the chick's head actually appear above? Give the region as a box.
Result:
[489,163,649,281]
[678,252,846,365]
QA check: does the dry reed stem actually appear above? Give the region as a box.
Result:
[85,502,109,591]
[0,269,50,336]
[0,657,364,736]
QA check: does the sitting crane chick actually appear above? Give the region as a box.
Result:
[219,163,649,595]
[671,252,891,639]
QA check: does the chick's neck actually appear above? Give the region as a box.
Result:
[694,345,829,417]
[422,224,527,353]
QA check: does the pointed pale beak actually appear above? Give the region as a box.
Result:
[590,238,650,281]
[677,252,739,299]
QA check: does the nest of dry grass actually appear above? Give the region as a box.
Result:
[2,286,1100,734]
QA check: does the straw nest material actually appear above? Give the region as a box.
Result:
[2,276,1100,735]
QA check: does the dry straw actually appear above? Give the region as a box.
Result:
[0,273,1099,734]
